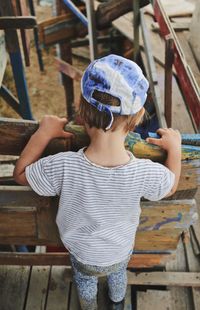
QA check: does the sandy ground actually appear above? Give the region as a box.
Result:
[0,2,89,121]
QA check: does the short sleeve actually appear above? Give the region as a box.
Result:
[142,160,175,201]
[25,153,66,196]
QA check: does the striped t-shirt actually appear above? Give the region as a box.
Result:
[25,148,175,266]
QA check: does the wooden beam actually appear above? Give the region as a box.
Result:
[140,10,167,128]
[153,0,200,131]
[0,252,172,268]
[0,118,200,162]
[0,16,37,29]
[0,30,7,87]
[0,0,33,119]
[127,271,200,287]
[38,0,150,46]
[55,57,82,81]
[164,34,174,127]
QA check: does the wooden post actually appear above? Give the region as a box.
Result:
[140,10,167,128]
[164,35,174,128]
[133,0,140,62]
[56,0,74,120]
[85,0,98,61]
[0,0,33,120]
[0,30,7,87]
[28,0,44,71]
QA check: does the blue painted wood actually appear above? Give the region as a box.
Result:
[63,0,88,26]
[148,132,200,146]
[9,52,33,120]
[0,84,22,117]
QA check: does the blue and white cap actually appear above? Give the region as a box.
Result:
[81,54,149,130]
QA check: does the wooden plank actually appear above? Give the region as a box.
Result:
[183,232,200,310]
[16,0,31,66]
[124,285,132,310]
[69,283,81,310]
[98,280,109,310]
[0,16,37,29]
[137,290,173,310]
[0,30,7,87]
[140,11,167,127]
[166,239,193,310]
[127,271,200,287]
[145,0,195,17]
[177,31,200,89]
[135,229,181,251]
[0,252,173,268]
[0,206,37,237]
[0,265,30,310]
[188,2,200,68]
[0,186,197,249]
[142,13,195,134]
[25,266,50,310]
[152,21,190,31]
[55,57,82,81]
[1,118,199,164]
[164,35,174,127]
[153,0,200,131]
[0,0,33,119]
[56,1,75,120]
[46,266,70,310]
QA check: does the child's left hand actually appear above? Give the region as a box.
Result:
[38,115,74,140]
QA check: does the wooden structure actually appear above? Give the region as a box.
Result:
[0,117,199,267]
[0,1,200,308]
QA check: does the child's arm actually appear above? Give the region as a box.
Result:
[146,128,181,197]
[13,116,73,186]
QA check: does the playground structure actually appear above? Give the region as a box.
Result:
[0,0,200,309]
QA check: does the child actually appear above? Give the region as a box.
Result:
[14,54,181,310]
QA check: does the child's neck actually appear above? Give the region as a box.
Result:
[84,127,131,167]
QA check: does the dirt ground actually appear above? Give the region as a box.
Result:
[0,2,89,121]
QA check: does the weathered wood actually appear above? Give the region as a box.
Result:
[0,0,33,119]
[166,238,193,309]
[164,34,174,127]
[127,271,200,287]
[46,266,70,310]
[55,57,82,81]
[16,0,31,66]
[140,10,167,128]
[1,118,200,161]
[0,186,197,252]
[137,290,173,310]
[0,16,37,29]
[69,283,81,310]
[189,2,200,68]
[26,266,50,310]
[0,30,7,87]
[0,265,30,309]
[0,252,173,268]
[152,21,190,32]
[96,0,149,29]
[38,0,150,46]
[183,231,200,310]
[153,0,200,131]
[56,1,75,120]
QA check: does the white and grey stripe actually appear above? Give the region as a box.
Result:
[25,148,175,266]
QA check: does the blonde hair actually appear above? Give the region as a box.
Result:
[79,90,145,132]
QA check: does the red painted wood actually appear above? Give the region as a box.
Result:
[153,0,200,130]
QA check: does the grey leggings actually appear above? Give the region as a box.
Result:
[70,254,129,310]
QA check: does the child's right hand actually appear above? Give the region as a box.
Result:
[146,128,181,152]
